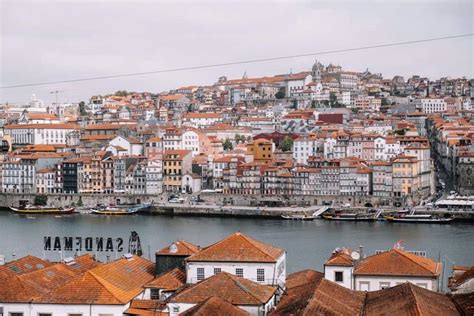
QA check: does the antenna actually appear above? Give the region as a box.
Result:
[50,90,66,104]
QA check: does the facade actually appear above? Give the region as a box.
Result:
[4,124,80,145]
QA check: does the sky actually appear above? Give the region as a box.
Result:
[0,0,473,104]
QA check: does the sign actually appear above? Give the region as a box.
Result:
[43,231,142,256]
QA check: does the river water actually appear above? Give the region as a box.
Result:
[0,212,473,290]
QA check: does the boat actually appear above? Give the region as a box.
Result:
[281,214,316,221]
[384,209,455,223]
[91,203,152,215]
[384,214,455,223]
[322,210,380,221]
[10,205,76,215]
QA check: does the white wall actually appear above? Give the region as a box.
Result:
[186,253,286,287]
[324,265,353,289]
[354,275,438,291]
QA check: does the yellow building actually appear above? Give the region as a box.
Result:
[246,138,274,164]
[163,150,192,192]
[392,155,419,197]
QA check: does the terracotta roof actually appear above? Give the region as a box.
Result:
[364,282,459,316]
[184,113,222,119]
[285,269,324,290]
[354,249,441,277]
[186,232,284,263]
[180,296,250,316]
[124,308,168,316]
[169,272,276,306]
[3,255,52,275]
[157,240,200,256]
[147,136,162,142]
[271,272,365,316]
[145,267,185,291]
[451,292,474,315]
[448,266,474,289]
[325,248,354,267]
[65,254,102,273]
[38,255,154,304]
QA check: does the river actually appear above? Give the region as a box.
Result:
[0,212,473,290]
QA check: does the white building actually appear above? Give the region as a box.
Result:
[145,159,163,195]
[4,123,80,145]
[108,135,143,156]
[418,97,447,114]
[168,272,277,316]
[185,232,286,288]
[182,112,223,128]
[324,248,442,292]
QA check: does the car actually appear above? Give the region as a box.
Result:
[169,198,180,203]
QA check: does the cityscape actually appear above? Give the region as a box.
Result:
[0,0,473,315]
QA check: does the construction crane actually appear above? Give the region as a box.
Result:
[50,90,66,104]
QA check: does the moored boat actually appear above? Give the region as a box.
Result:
[91,203,151,215]
[384,214,455,223]
[323,211,380,221]
[10,205,75,215]
[281,214,316,221]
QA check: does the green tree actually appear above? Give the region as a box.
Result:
[77,196,83,207]
[381,98,390,106]
[275,87,285,99]
[34,195,48,206]
[280,136,294,152]
[223,138,234,151]
[187,104,193,112]
[311,100,316,108]
[235,134,243,144]
[329,93,338,107]
[292,99,298,109]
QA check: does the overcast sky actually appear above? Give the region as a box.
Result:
[0,0,472,104]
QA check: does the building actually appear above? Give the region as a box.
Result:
[4,123,80,145]
[324,248,442,292]
[163,150,192,192]
[168,272,277,316]
[185,232,286,288]
[247,138,274,164]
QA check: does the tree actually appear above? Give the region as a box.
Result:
[280,136,294,152]
[79,101,87,116]
[311,100,317,108]
[235,134,244,144]
[292,99,298,110]
[329,93,338,107]
[223,138,234,151]
[381,98,390,106]
[187,104,193,112]
[275,87,285,99]
[34,195,48,206]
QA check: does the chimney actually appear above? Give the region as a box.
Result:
[359,245,364,259]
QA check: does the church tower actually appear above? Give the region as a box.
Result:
[312,60,321,83]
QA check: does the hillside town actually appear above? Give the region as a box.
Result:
[0,232,472,315]
[0,61,473,208]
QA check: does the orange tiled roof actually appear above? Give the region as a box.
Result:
[180,296,250,316]
[354,249,441,277]
[325,248,354,267]
[157,240,200,256]
[271,272,365,316]
[186,232,284,263]
[38,255,154,304]
[364,282,459,316]
[169,272,276,305]
[145,268,185,291]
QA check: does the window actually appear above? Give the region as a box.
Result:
[39,314,52,316]
[335,271,343,282]
[150,288,160,300]
[197,268,205,281]
[9,313,23,316]
[235,268,244,278]
[379,282,390,289]
[214,268,221,275]
[359,282,370,291]
[172,306,180,313]
[257,269,265,282]
[68,314,82,316]
[416,283,428,289]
